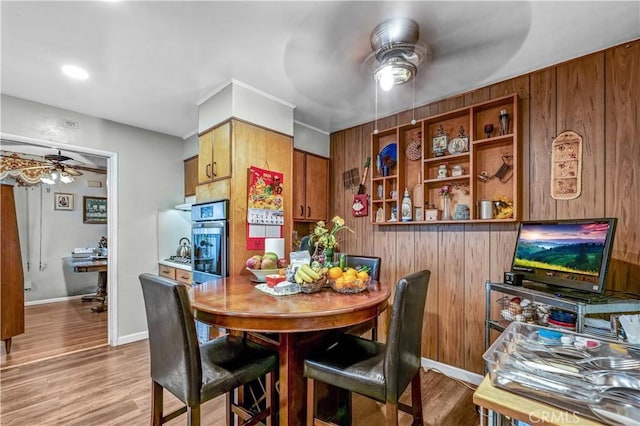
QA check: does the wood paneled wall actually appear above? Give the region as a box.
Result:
[329,39,640,373]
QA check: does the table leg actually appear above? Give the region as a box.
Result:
[84,271,107,312]
[278,331,347,426]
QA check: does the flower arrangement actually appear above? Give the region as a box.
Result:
[309,216,353,250]
[438,185,450,197]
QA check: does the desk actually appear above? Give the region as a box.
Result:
[190,275,390,426]
[64,257,108,312]
[473,376,603,426]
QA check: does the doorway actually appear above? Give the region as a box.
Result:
[0,133,118,367]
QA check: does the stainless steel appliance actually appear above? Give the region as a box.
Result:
[191,200,229,284]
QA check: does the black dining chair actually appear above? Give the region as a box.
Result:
[139,273,277,426]
[343,255,381,340]
[304,269,431,426]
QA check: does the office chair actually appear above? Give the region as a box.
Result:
[139,273,277,426]
[304,270,431,426]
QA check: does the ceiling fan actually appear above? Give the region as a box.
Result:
[0,149,106,186]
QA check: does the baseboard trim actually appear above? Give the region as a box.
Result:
[421,357,483,386]
[117,331,148,346]
[25,294,89,306]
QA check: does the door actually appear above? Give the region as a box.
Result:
[191,221,227,283]
[211,122,231,180]
[293,150,306,220]
[305,153,328,221]
[198,131,214,184]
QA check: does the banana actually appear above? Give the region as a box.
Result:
[295,267,314,283]
[301,263,320,280]
[294,274,303,284]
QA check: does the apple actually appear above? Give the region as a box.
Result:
[261,257,278,269]
[246,255,262,269]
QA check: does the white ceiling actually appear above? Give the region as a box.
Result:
[1,1,639,139]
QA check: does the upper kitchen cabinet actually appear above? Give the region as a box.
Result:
[184,155,198,197]
[293,150,328,222]
[198,121,231,185]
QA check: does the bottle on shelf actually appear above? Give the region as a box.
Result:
[401,188,412,222]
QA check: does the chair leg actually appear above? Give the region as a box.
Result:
[226,391,233,425]
[151,380,163,426]
[266,371,275,426]
[306,377,315,426]
[187,405,200,426]
[385,402,398,426]
[411,373,424,426]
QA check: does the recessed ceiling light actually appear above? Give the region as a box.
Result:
[62,65,89,80]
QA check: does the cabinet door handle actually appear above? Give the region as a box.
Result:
[307,206,311,218]
[300,205,304,217]
[212,161,217,177]
[206,163,212,178]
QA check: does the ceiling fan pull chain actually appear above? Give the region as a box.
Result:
[374,82,379,135]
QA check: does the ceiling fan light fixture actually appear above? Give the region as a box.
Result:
[41,172,56,185]
[60,174,74,184]
[374,57,416,91]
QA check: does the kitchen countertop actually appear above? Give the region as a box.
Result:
[158,259,192,271]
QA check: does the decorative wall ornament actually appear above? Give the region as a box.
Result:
[551,131,582,200]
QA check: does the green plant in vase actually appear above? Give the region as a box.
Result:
[308,216,353,266]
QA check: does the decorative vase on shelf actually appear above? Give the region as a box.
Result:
[441,194,451,220]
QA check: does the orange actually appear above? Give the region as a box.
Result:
[357,271,369,281]
[328,267,343,280]
[335,277,346,289]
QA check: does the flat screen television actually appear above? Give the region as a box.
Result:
[510,218,617,296]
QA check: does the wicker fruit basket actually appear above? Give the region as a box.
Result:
[299,276,327,293]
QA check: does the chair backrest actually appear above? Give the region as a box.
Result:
[345,255,381,281]
[139,273,202,406]
[383,270,431,403]
[299,235,313,255]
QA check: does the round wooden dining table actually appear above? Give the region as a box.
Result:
[189,275,390,426]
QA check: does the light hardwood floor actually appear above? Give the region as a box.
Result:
[0,300,479,425]
[0,297,107,369]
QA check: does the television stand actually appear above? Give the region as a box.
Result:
[484,281,640,352]
[521,281,610,304]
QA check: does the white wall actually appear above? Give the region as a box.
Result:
[1,94,185,341]
[293,121,330,158]
[14,173,108,302]
[198,80,295,136]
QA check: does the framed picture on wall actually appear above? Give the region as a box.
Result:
[54,192,74,211]
[83,196,107,224]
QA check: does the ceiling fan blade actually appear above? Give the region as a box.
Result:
[62,167,83,176]
[68,164,106,175]
[13,165,52,172]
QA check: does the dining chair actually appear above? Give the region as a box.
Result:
[304,269,431,426]
[139,273,277,426]
[344,255,381,340]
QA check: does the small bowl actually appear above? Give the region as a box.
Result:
[246,268,280,283]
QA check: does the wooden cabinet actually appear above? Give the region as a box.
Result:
[293,150,328,222]
[184,155,198,197]
[1,184,25,354]
[158,263,192,285]
[371,94,519,224]
[198,121,231,185]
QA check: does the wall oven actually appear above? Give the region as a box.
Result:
[191,199,229,284]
